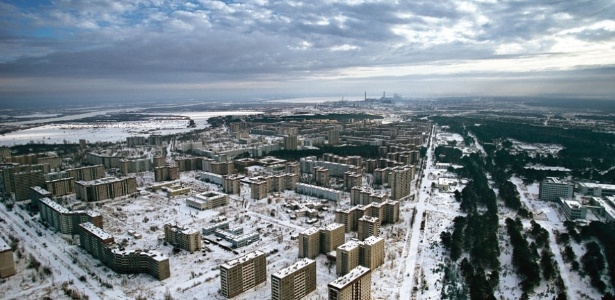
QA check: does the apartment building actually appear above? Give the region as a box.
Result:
[67,165,106,181]
[220,250,267,298]
[75,177,137,202]
[336,240,360,275]
[0,237,16,278]
[45,177,75,197]
[343,172,362,192]
[271,258,317,300]
[336,201,399,233]
[154,165,179,182]
[86,152,121,169]
[78,222,170,280]
[358,216,380,241]
[298,223,345,259]
[328,266,371,300]
[222,174,241,194]
[29,186,52,209]
[295,183,342,202]
[539,177,574,201]
[359,236,385,271]
[250,180,268,200]
[39,197,103,234]
[185,191,229,210]
[14,170,45,201]
[284,135,298,150]
[164,224,202,252]
[119,158,153,174]
[388,166,414,200]
[313,167,330,187]
[328,129,340,145]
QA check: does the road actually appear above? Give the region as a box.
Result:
[398,124,436,299]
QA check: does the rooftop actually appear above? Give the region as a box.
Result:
[300,227,320,236]
[362,236,384,246]
[329,266,370,289]
[0,236,10,252]
[40,197,69,214]
[272,258,315,279]
[338,240,360,251]
[80,222,114,241]
[221,250,266,269]
[579,182,615,190]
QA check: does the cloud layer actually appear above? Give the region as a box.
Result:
[1,0,614,102]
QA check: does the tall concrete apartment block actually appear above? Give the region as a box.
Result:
[298,223,345,259]
[75,177,137,202]
[328,266,371,300]
[285,162,301,176]
[389,166,414,200]
[314,166,330,187]
[358,216,380,241]
[39,197,103,234]
[78,222,170,280]
[328,129,340,146]
[284,135,299,150]
[249,173,297,199]
[67,165,106,181]
[164,224,202,252]
[539,177,574,201]
[30,186,52,209]
[154,165,179,182]
[222,174,241,194]
[336,201,399,233]
[1,164,50,198]
[46,177,75,196]
[343,171,362,191]
[153,156,166,168]
[0,237,16,278]
[220,250,267,298]
[271,258,317,300]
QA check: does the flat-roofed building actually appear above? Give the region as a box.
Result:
[359,236,385,271]
[222,174,241,194]
[336,240,360,275]
[578,182,615,197]
[0,237,16,278]
[75,177,137,202]
[539,177,574,201]
[344,172,362,192]
[78,222,170,280]
[319,223,345,255]
[314,167,330,187]
[271,258,316,300]
[186,191,229,210]
[298,227,320,259]
[358,216,380,241]
[220,250,267,298]
[154,165,179,182]
[39,198,103,234]
[46,177,75,197]
[14,170,45,201]
[67,165,105,181]
[164,224,202,252]
[29,186,52,210]
[250,180,268,200]
[328,266,371,300]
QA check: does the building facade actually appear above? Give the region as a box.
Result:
[220,250,267,298]
[0,237,16,278]
[328,266,371,300]
[75,177,137,202]
[164,224,202,252]
[539,177,574,201]
[271,258,317,300]
[39,197,103,235]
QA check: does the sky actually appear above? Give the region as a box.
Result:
[1,0,614,104]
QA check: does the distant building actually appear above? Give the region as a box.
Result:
[284,135,298,150]
[45,177,75,197]
[539,177,574,201]
[328,266,371,300]
[298,223,345,259]
[578,182,615,197]
[328,129,340,146]
[271,258,317,300]
[220,250,267,298]
[154,165,179,182]
[78,222,170,280]
[558,198,587,220]
[314,167,330,187]
[0,236,16,278]
[164,224,202,252]
[14,170,45,201]
[185,191,229,210]
[358,216,379,241]
[39,197,103,235]
[29,186,52,209]
[295,183,342,201]
[75,177,137,202]
[222,174,241,194]
[343,172,362,191]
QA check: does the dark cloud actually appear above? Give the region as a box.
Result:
[0,0,614,101]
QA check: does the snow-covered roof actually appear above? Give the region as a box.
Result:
[0,236,10,252]
[362,236,383,246]
[329,266,370,289]
[272,258,314,279]
[80,222,113,241]
[221,250,266,269]
[300,227,319,236]
[579,182,615,191]
[320,223,344,231]
[338,240,360,251]
[40,197,69,214]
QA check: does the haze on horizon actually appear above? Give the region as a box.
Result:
[1,0,614,105]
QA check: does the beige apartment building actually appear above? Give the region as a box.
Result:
[298,223,345,259]
[75,177,137,202]
[39,197,103,235]
[358,216,380,241]
[0,237,16,278]
[164,224,202,252]
[271,258,317,300]
[220,250,267,298]
[328,266,371,300]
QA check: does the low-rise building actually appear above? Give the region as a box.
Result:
[186,191,229,210]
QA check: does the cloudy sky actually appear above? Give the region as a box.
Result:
[1,0,614,104]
